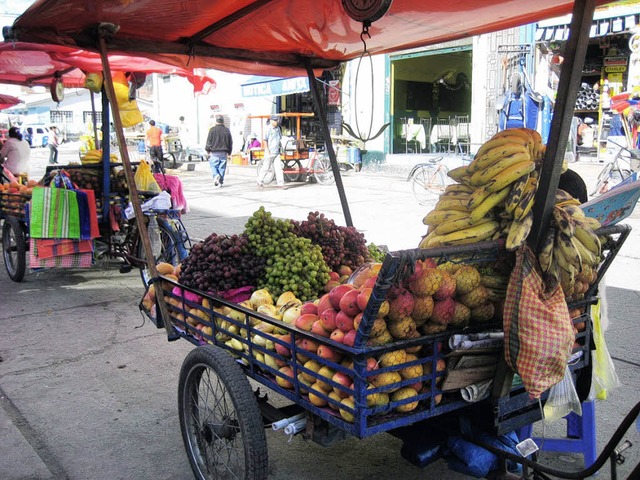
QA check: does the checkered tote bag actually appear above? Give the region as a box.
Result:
[503,245,575,398]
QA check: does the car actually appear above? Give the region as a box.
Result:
[21,124,50,147]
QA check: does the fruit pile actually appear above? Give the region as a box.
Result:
[245,207,331,301]
[291,211,372,271]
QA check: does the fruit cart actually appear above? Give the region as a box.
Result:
[7,0,640,479]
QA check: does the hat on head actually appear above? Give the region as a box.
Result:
[250,132,257,139]
[270,115,279,121]
[216,115,224,123]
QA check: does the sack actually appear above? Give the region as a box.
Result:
[503,246,575,398]
[134,161,161,193]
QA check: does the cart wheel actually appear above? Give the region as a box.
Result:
[411,165,446,205]
[283,159,303,183]
[2,216,27,282]
[178,345,268,480]
[163,152,177,169]
[313,154,335,185]
[138,219,186,286]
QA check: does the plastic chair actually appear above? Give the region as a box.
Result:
[420,118,432,153]
[455,114,470,154]
[435,117,451,152]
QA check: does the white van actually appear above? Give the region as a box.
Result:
[21,124,50,148]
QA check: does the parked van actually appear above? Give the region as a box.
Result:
[21,124,50,147]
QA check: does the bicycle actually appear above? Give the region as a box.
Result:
[590,140,640,196]
[407,156,449,205]
[257,149,335,186]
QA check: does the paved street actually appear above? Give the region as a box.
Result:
[1,143,638,479]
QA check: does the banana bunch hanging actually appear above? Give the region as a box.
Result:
[419,128,542,249]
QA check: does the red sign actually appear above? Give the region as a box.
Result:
[327,80,341,106]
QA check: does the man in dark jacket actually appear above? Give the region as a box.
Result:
[205,115,233,187]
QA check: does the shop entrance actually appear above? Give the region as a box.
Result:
[391,48,472,154]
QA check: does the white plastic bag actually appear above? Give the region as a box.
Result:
[543,366,582,423]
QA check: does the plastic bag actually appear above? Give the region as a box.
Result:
[110,71,143,127]
[591,299,620,400]
[543,366,582,423]
[134,161,161,193]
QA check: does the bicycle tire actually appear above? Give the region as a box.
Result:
[283,159,303,183]
[162,152,177,169]
[138,217,185,285]
[411,165,446,205]
[2,216,27,282]
[178,345,268,480]
[590,163,613,196]
[312,154,335,185]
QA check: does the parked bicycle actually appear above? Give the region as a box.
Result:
[407,156,450,205]
[257,149,335,186]
[591,140,640,196]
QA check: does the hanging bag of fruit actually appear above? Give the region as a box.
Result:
[502,245,575,398]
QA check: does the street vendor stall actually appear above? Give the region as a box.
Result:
[5,1,639,479]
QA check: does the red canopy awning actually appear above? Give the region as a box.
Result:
[0,42,216,94]
[0,93,23,110]
[6,0,609,78]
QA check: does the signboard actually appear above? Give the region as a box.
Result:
[605,65,627,73]
[327,80,341,106]
[241,76,310,98]
[604,56,628,67]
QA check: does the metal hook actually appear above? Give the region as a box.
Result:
[360,20,371,53]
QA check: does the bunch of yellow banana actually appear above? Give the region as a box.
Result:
[80,150,120,165]
[537,190,602,295]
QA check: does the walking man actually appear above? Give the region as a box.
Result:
[146,119,164,173]
[257,116,286,189]
[48,126,59,164]
[205,115,233,187]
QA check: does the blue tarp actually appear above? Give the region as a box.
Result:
[241,76,309,98]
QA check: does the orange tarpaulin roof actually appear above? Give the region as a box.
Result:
[0,42,216,93]
[6,0,608,78]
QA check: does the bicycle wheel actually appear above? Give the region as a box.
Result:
[283,159,303,183]
[178,345,268,480]
[411,165,446,205]
[312,154,335,185]
[138,217,187,285]
[2,216,27,282]
[257,158,275,185]
[590,163,613,196]
[162,152,177,169]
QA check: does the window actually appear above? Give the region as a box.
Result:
[50,110,74,124]
[83,111,103,124]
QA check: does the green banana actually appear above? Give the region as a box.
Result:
[469,151,532,186]
[505,210,533,250]
[504,172,531,214]
[573,220,602,256]
[438,221,500,245]
[513,176,538,221]
[469,187,510,223]
[573,236,598,267]
[538,228,555,273]
[552,206,576,237]
[484,161,536,193]
[422,209,469,226]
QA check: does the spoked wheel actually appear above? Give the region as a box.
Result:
[163,152,177,169]
[2,216,27,282]
[411,166,446,205]
[282,159,303,183]
[312,154,335,185]
[137,219,186,286]
[178,345,268,480]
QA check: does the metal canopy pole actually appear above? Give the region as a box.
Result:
[304,59,354,227]
[528,0,596,251]
[96,26,177,339]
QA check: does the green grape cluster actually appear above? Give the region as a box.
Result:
[244,207,331,301]
[367,243,387,263]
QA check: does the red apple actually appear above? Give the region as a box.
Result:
[316,294,333,317]
[295,313,319,331]
[339,289,361,317]
[311,320,331,337]
[319,308,338,331]
[353,312,363,332]
[343,329,357,347]
[329,284,356,310]
[330,328,345,343]
[332,371,353,398]
[300,302,318,316]
[357,288,372,312]
[317,344,343,362]
[335,310,355,332]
